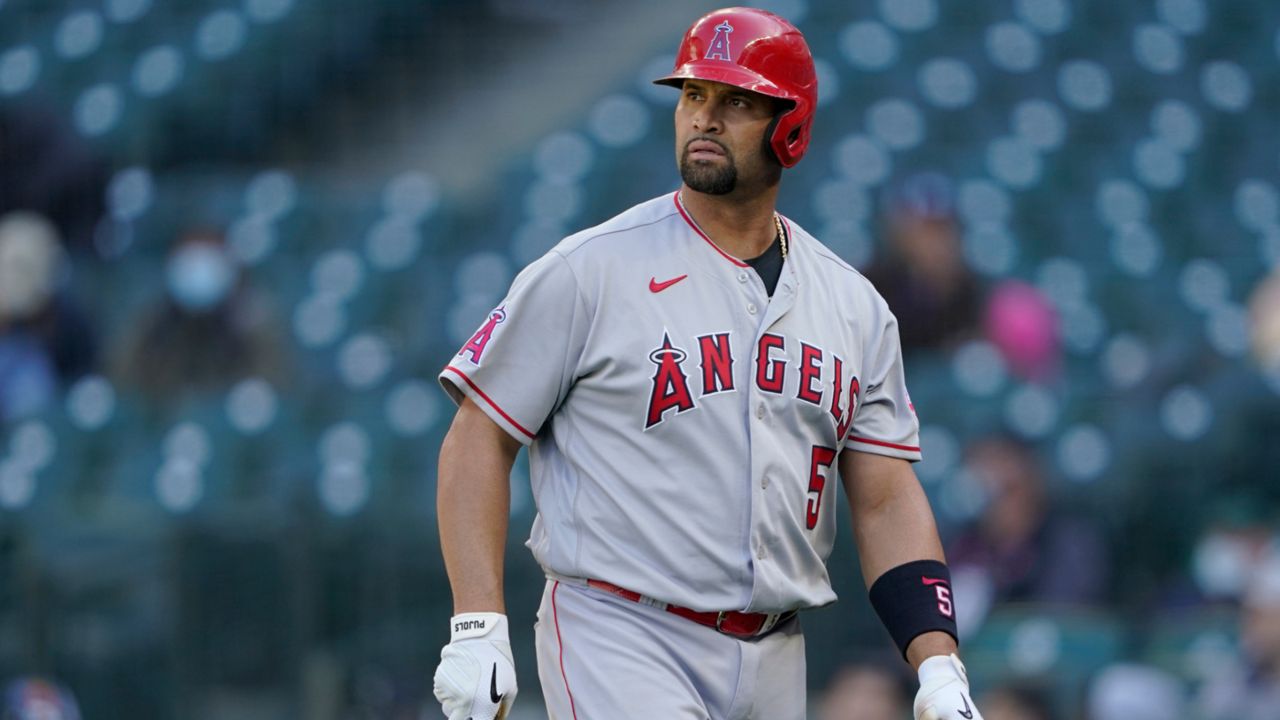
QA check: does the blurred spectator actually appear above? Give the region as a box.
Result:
[816,662,911,720]
[866,173,981,355]
[1197,552,1280,720]
[984,280,1060,382]
[1086,663,1185,720]
[1,676,82,720]
[1188,502,1278,603]
[0,212,97,420]
[976,683,1055,720]
[1249,265,1280,374]
[947,436,1109,631]
[113,227,281,409]
[0,103,108,253]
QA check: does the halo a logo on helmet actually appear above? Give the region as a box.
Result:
[704,21,733,61]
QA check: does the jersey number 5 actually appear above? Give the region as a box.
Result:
[806,445,837,530]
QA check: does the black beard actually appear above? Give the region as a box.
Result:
[680,149,738,195]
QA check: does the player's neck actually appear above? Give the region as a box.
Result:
[678,186,780,261]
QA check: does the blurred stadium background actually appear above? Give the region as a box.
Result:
[1,0,1279,718]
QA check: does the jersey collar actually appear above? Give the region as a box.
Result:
[672,191,802,297]
[672,191,751,268]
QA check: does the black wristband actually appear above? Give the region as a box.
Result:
[868,559,959,660]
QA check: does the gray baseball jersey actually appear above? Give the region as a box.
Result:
[439,191,920,614]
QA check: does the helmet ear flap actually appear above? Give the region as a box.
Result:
[762,112,785,165]
[764,102,807,168]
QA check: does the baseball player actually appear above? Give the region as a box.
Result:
[433,8,984,720]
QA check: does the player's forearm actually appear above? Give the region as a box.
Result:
[843,452,957,670]
[846,458,946,585]
[437,400,521,614]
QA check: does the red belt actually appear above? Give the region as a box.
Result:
[587,579,794,640]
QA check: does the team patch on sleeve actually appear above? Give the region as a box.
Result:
[457,306,507,366]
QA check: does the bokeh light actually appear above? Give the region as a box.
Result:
[1133,24,1183,74]
[54,11,104,60]
[1004,384,1059,438]
[1201,60,1252,112]
[226,378,278,434]
[588,94,651,148]
[105,0,151,24]
[1101,334,1152,389]
[878,0,936,32]
[1056,424,1110,481]
[1011,99,1066,151]
[1160,385,1214,440]
[987,22,1041,73]
[839,20,898,71]
[0,45,39,95]
[919,58,978,109]
[1015,0,1072,34]
[835,135,891,186]
[866,98,925,151]
[1058,60,1112,111]
[385,380,441,437]
[952,340,1009,397]
[66,376,116,430]
[196,10,249,61]
[132,45,185,97]
[107,167,155,222]
[1157,0,1207,35]
[74,83,123,136]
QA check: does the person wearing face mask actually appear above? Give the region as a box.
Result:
[0,211,97,420]
[114,228,281,409]
[1195,552,1280,720]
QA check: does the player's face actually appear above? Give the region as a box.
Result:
[675,79,781,196]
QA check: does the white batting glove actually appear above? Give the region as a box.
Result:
[433,612,517,720]
[914,654,983,720]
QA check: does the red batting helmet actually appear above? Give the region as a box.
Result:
[654,7,818,168]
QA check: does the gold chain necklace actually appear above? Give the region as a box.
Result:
[774,214,787,260]
[675,192,786,260]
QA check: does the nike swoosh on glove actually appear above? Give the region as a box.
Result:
[914,653,984,720]
[433,612,517,720]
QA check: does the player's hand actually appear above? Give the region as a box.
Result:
[914,653,983,720]
[433,612,517,720]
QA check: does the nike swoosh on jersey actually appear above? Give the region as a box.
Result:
[922,577,949,586]
[649,274,688,293]
[959,695,974,719]
[489,662,502,704]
